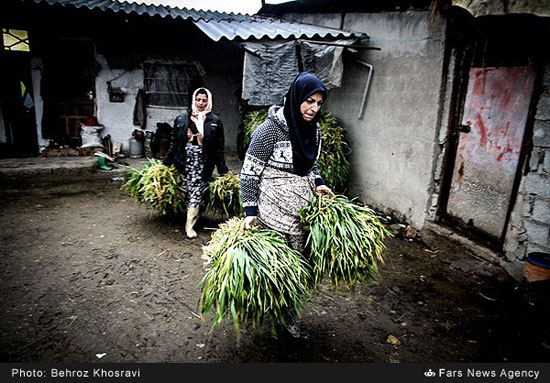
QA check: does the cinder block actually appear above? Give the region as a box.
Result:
[525,173,550,199]
[533,120,550,148]
[535,96,550,121]
[533,198,550,224]
[529,149,540,171]
[544,150,550,173]
[524,219,550,246]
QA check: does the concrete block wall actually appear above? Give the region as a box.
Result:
[505,62,550,262]
[327,11,447,229]
[279,11,448,229]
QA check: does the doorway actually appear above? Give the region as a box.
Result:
[445,66,536,241]
[0,36,38,157]
[438,14,540,248]
[40,39,97,147]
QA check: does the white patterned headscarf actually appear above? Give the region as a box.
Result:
[190,87,212,136]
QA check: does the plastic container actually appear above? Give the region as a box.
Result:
[523,252,550,282]
[129,136,143,158]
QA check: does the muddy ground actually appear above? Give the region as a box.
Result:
[0,172,548,363]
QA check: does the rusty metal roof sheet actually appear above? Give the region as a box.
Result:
[24,0,368,41]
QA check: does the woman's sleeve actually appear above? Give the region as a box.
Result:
[163,112,188,167]
[311,127,325,187]
[214,118,229,175]
[240,122,274,217]
[311,163,326,187]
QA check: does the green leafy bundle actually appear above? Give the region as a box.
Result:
[206,173,243,218]
[317,112,350,192]
[242,109,350,191]
[121,158,186,216]
[242,109,268,149]
[300,194,391,288]
[200,218,311,338]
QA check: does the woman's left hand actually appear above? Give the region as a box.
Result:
[196,133,204,147]
[315,185,333,196]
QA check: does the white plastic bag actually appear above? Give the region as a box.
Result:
[80,125,104,148]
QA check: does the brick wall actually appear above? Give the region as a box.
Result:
[505,63,550,263]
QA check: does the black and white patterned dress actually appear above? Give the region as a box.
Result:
[185,143,207,208]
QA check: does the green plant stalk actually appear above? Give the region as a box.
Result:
[121,158,186,216]
[300,194,392,288]
[206,174,244,218]
[200,218,311,340]
[242,109,268,149]
[317,112,351,192]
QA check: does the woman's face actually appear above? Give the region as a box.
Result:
[194,93,208,112]
[300,92,324,122]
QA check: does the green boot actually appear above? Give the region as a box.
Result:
[97,156,112,171]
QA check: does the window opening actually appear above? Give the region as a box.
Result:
[143,63,201,108]
[2,28,30,52]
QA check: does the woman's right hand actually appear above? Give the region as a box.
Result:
[242,216,257,231]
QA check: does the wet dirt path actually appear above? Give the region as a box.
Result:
[0,175,547,362]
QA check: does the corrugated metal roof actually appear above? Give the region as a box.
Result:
[23,0,368,41]
[26,0,236,21]
[194,18,366,41]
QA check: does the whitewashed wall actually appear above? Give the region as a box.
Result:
[95,54,146,152]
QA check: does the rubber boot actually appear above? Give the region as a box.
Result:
[97,156,112,171]
[185,207,200,239]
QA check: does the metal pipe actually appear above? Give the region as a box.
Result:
[355,59,373,119]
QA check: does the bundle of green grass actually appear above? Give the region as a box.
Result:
[300,194,392,288]
[242,109,350,192]
[122,158,186,216]
[242,109,268,149]
[317,112,351,192]
[206,173,243,218]
[200,218,311,338]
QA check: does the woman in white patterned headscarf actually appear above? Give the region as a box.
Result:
[164,87,229,238]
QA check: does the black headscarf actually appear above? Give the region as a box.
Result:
[283,72,327,176]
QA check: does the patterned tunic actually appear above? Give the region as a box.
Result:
[240,106,325,237]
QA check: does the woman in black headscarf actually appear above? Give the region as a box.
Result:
[240,72,332,252]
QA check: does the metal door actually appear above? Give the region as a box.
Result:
[446,66,536,239]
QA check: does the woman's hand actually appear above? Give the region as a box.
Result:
[196,133,204,146]
[242,216,257,231]
[187,129,204,146]
[315,185,333,196]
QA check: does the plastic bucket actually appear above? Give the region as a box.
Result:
[524,252,550,282]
